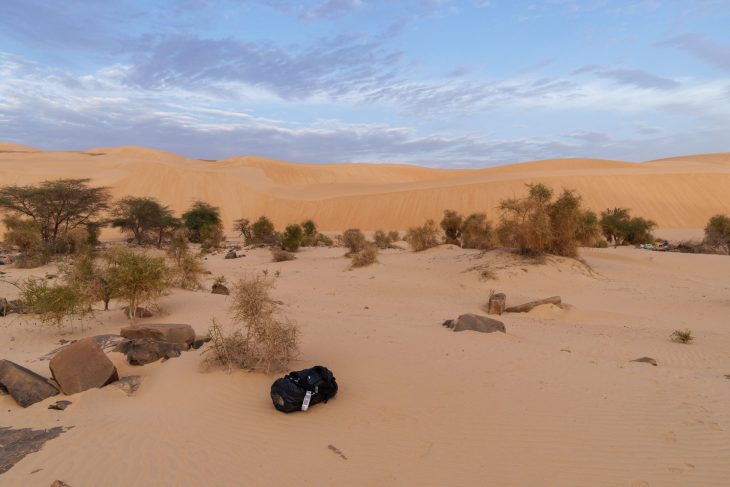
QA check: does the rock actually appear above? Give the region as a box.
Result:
[192,335,211,350]
[0,298,8,317]
[114,376,142,395]
[506,296,562,313]
[211,283,230,295]
[113,339,189,366]
[444,314,506,334]
[0,298,24,316]
[120,323,195,346]
[631,357,658,366]
[51,481,71,487]
[49,337,119,395]
[0,360,59,407]
[0,426,65,474]
[224,249,238,259]
[40,334,127,361]
[487,293,506,315]
[48,400,72,411]
[121,306,153,318]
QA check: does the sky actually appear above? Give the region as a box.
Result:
[1,0,729,167]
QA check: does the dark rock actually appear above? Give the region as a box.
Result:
[0,299,24,316]
[121,306,153,318]
[51,481,71,487]
[120,323,195,346]
[113,376,142,395]
[40,334,127,361]
[211,283,230,295]
[0,426,65,474]
[48,400,72,411]
[224,249,238,259]
[631,357,658,366]
[114,339,189,366]
[192,335,211,350]
[0,360,59,407]
[49,337,118,395]
[444,314,506,334]
[487,293,506,315]
[0,298,8,317]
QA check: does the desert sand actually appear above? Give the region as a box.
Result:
[1,144,730,486]
[1,143,730,231]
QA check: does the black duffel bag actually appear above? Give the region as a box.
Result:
[270,365,338,413]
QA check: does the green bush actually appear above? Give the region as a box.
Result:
[280,224,303,252]
[599,208,656,245]
[461,213,494,250]
[183,201,223,245]
[405,220,440,251]
[251,216,277,245]
[20,278,93,329]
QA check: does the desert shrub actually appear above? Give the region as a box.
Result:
[405,219,440,251]
[0,178,110,250]
[251,216,277,245]
[103,248,171,321]
[62,251,117,311]
[233,218,252,244]
[704,214,730,253]
[280,224,303,252]
[56,227,94,255]
[315,233,334,246]
[206,274,298,373]
[461,213,494,250]
[373,230,393,249]
[388,230,400,242]
[183,201,223,245]
[167,228,190,264]
[1,216,50,267]
[440,210,463,245]
[351,242,378,267]
[172,250,206,290]
[111,197,178,247]
[19,278,93,329]
[596,239,609,248]
[342,228,366,255]
[670,328,694,344]
[271,248,296,262]
[200,223,225,252]
[600,208,656,245]
[300,219,317,246]
[498,183,600,257]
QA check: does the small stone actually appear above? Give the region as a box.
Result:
[631,357,658,366]
[445,314,506,334]
[192,336,211,350]
[48,400,72,411]
[50,481,71,487]
[113,376,142,396]
[211,283,230,295]
[224,249,238,259]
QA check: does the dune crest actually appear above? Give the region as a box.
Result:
[1,142,729,230]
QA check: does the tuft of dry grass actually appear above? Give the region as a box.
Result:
[670,328,694,344]
[351,242,378,267]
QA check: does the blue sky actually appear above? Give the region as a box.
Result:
[1,0,729,166]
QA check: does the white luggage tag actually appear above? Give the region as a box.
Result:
[301,391,313,411]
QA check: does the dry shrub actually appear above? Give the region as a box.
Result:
[704,214,730,253]
[174,251,206,290]
[341,228,366,255]
[440,210,463,245]
[388,230,400,242]
[670,328,694,344]
[205,274,299,373]
[461,213,494,250]
[351,242,378,267]
[2,216,50,268]
[271,248,296,262]
[373,230,394,249]
[405,219,440,251]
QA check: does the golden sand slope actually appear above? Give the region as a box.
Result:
[1,143,729,230]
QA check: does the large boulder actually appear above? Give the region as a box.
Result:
[443,314,506,334]
[211,283,230,295]
[0,360,59,407]
[114,339,189,366]
[120,323,195,346]
[49,338,118,395]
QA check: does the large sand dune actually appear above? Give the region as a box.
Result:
[1,142,729,231]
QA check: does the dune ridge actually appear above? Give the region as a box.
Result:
[1,143,729,230]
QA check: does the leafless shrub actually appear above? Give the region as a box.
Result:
[405,219,440,251]
[351,242,378,267]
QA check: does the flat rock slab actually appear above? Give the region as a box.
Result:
[48,400,72,410]
[49,337,118,395]
[506,296,562,313]
[113,376,143,396]
[444,314,506,333]
[120,323,195,346]
[0,359,59,407]
[631,357,658,366]
[114,339,189,366]
[40,335,127,361]
[0,426,65,474]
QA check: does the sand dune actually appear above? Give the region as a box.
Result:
[1,144,729,231]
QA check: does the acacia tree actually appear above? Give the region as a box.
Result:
[182,201,223,246]
[111,196,178,247]
[0,179,110,250]
[599,208,656,245]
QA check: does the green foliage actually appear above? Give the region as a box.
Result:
[172,250,206,290]
[351,242,378,267]
[0,178,110,250]
[440,210,463,245]
[405,219,440,252]
[341,228,366,255]
[2,216,50,268]
[62,251,116,310]
[280,224,303,252]
[103,248,171,321]
[670,328,694,344]
[112,197,178,247]
[461,213,494,250]
[599,208,656,245]
[19,278,93,329]
[704,214,730,252]
[251,216,277,245]
[182,201,223,245]
[301,219,317,238]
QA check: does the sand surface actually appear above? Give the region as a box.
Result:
[1,243,729,486]
[1,143,730,231]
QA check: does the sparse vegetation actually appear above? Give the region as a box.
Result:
[461,213,494,250]
[111,197,179,247]
[205,273,299,373]
[351,241,378,267]
[373,230,395,249]
[19,278,93,329]
[440,210,463,245]
[271,248,296,262]
[405,219,440,251]
[341,228,366,255]
[280,224,303,252]
[233,218,252,244]
[0,178,110,252]
[599,208,656,246]
[251,216,278,245]
[670,328,694,344]
[182,201,224,249]
[172,250,206,290]
[2,216,49,267]
[704,214,730,253]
